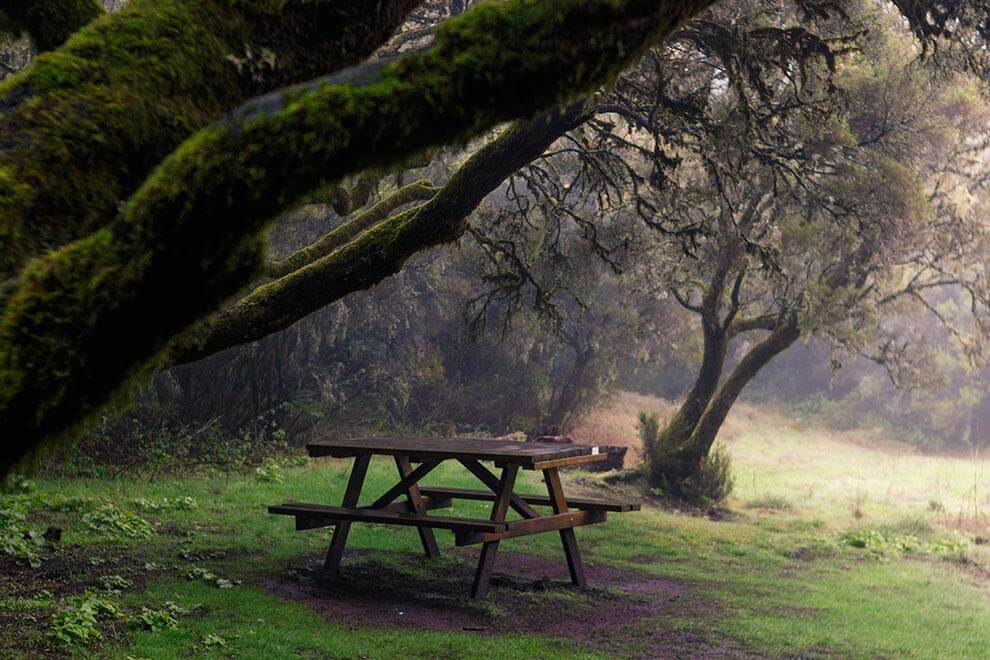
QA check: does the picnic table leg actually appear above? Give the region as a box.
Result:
[543,467,587,588]
[470,464,518,599]
[395,455,440,558]
[322,453,371,576]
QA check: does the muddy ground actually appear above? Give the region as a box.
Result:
[266,548,751,657]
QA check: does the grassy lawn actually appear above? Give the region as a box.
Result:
[2,405,988,658]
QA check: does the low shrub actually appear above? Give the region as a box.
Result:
[128,607,177,632]
[639,411,735,507]
[129,496,196,512]
[839,529,970,559]
[0,496,46,567]
[82,505,155,540]
[746,494,794,512]
[48,592,123,650]
[679,443,735,508]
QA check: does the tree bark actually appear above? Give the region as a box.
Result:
[543,345,596,435]
[1,0,103,51]
[0,0,717,474]
[970,388,990,449]
[658,318,800,491]
[650,248,735,481]
[0,0,421,277]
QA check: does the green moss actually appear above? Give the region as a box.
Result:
[0,0,421,277]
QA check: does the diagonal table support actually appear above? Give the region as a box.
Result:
[470,464,518,599]
[395,455,440,558]
[544,467,587,587]
[459,458,540,519]
[322,453,371,576]
[370,459,441,509]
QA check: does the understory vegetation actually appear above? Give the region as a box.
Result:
[2,402,988,657]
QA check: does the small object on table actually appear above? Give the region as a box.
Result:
[269,436,639,599]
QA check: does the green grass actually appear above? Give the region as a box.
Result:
[122,580,583,659]
[3,409,989,657]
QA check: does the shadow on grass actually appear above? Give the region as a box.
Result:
[266,549,751,657]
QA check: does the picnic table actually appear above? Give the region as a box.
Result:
[269,436,640,598]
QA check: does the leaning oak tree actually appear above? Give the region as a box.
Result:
[624,5,989,496]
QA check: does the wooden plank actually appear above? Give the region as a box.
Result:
[454,510,606,546]
[545,467,587,587]
[419,487,640,512]
[369,459,441,508]
[369,494,451,514]
[322,453,370,575]
[458,459,540,519]
[523,452,610,470]
[287,496,452,528]
[470,465,517,599]
[307,436,600,466]
[395,455,440,558]
[269,503,507,533]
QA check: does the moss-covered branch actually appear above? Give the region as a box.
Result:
[172,102,595,363]
[267,179,439,278]
[0,0,103,51]
[0,0,714,473]
[0,0,420,277]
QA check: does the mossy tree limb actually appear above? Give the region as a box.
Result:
[0,0,715,473]
[0,0,421,277]
[172,102,594,364]
[266,179,440,279]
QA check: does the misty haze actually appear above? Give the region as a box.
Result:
[0,0,987,658]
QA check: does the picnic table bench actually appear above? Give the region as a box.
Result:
[269,436,640,598]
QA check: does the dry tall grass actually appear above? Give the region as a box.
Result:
[569,391,989,535]
[566,391,674,466]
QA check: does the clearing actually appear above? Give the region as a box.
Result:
[2,394,988,658]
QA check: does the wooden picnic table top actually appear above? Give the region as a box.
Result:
[307,436,603,467]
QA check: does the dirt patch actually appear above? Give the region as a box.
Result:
[0,544,164,658]
[0,544,149,601]
[266,549,752,657]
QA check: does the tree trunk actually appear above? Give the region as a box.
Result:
[543,345,596,435]
[650,249,734,485]
[674,319,800,475]
[969,389,990,449]
[649,317,727,485]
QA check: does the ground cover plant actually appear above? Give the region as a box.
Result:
[1,400,987,658]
